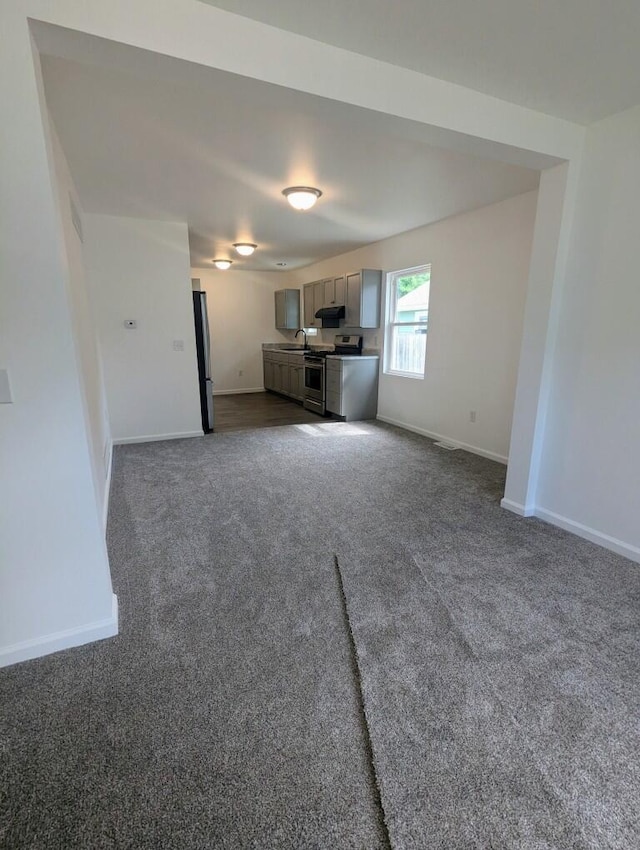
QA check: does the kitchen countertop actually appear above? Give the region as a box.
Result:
[262,344,379,360]
[262,344,309,352]
[326,354,379,360]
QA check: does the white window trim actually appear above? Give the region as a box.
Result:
[383,264,430,379]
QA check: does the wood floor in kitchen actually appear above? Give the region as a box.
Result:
[213,391,323,433]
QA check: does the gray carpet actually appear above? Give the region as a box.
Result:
[2,420,639,848]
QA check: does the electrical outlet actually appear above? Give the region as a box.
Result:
[172,340,184,351]
[469,410,477,423]
[239,370,243,377]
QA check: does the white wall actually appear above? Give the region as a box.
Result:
[0,17,115,666]
[84,215,202,443]
[0,0,596,667]
[501,162,578,514]
[194,268,292,394]
[47,112,112,522]
[289,191,538,462]
[534,105,640,559]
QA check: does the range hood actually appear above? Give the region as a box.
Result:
[314,305,345,328]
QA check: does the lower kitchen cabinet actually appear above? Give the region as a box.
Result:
[288,362,304,401]
[263,350,305,403]
[276,360,290,395]
[263,356,275,390]
[325,357,379,420]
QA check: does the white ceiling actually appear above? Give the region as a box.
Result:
[201,0,640,125]
[41,36,540,271]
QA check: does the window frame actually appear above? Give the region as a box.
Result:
[383,264,431,379]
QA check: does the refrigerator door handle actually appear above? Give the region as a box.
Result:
[205,379,214,431]
[201,294,212,381]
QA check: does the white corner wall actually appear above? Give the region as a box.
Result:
[47,112,112,523]
[195,268,291,394]
[0,17,116,667]
[534,105,640,560]
[289,191,538,462]
[84,215,202,443]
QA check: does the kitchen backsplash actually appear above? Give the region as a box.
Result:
[270,326,380,352]
[315,328,379,349]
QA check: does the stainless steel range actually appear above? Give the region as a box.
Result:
[303,335,363,415]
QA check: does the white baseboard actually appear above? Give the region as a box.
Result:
[113,430,203,445]
[376,415,508,465]
[500,498,535,517]
[103,438,113,532]
[535,507,640,564]
[213,388,265,396]
[0,593,119,669]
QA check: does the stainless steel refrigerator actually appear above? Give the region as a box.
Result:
[192,291,214,433]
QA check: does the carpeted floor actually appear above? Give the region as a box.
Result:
[2,420,640,848]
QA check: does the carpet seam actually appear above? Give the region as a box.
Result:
[333,554,393,850]
[410,553,593,850]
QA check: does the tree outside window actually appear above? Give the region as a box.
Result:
[384,265,431,377]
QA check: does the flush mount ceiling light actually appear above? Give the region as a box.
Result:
[282,186,322,211]
[212,259,232,270]
[233,242,257,256]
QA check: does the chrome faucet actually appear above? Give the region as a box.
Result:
[295,328,309,349]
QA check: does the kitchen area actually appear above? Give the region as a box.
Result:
[234,269,380,432]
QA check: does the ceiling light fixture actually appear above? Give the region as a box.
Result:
[233,242,257,256]
[282,186,322,211]
[212,259,232,270]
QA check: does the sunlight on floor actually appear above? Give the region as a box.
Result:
[294,422,371,437]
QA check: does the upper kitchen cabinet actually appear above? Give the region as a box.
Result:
[303,281,325,327]
[345,270,382,328]
[323,276,346,308]
[275,289,301,329]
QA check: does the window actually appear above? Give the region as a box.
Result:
[384,264,431,377]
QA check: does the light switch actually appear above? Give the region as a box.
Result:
[0,369,13,404]
[124,319,137,329]
[173,340,184,351]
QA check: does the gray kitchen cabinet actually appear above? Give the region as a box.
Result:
[263,353,275,390]
[303,284,311,326]
[264,350,304,401]
[313,281,325,323]
[325,357,379,420]
[345,269,382,328]
[323,275,346,307]
[282,362,291,394]
[272,362,282,394]
[303,281,325,327]
[275,289,300,329]
[303,282,315,327]
[272,362,281,394]
[288,362,304,401]
[274,355,290,395]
